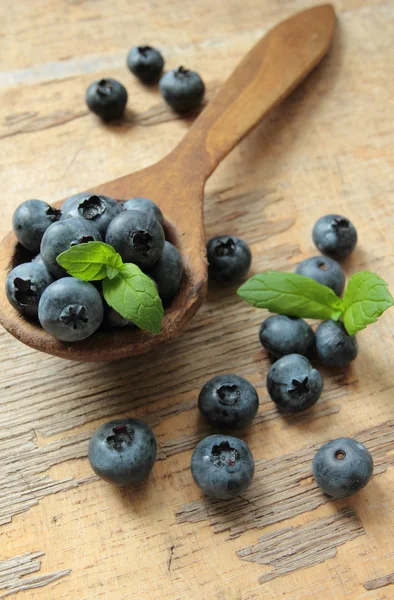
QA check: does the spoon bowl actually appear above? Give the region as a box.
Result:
[0,5,336,361]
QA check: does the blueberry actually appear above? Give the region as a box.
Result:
[88,418,157,486]
[147,241,183,304]
[86,78,128,121]
[259,315,315,359]
[267,354,323,412]
[198,375,259,429]
[207,236,251,283]
[159,66,205,113]
[31,254,44,266]
[61,192,91,213]
[313,214,357,259]
[123,197,163,226]
[104,305,135,329]
[191,434,254,500]
[6,262,54,319]
[313,437,373,498]
[12,200,61,253]
[127,46,164,84]
[41,217,102,279]
[105,210,165,269]
[295,256,345,296]
[315,320,358,366]
[61,194,122,237]
[38,277,103,341]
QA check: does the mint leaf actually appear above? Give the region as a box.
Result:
[56,241,123,281]
[237,271,344,321]
[103,263,163,334]
[343,271,394,335]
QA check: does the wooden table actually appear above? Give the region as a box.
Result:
[1,1,394,598]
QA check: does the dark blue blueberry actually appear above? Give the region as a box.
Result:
[259,315,315,359]
[295,256,345,296]
[123,197,163,226]
[12,200,61,253]
[315,320,358,366]
[148,241,183,304]
[86,78,128,121]
[267,354,323,412]
[38,277,103,341]
[207,235,251,283]
[313,214,357,259]
[191,434,254,500]
[6,262,54,319]
[61,193,122,237]
[313,437,373,498]
[104,305,135,329]
[198,375,259,429]
[105,210,165,269]
[88,419,157,486]
[61,192,93,213]
[159,66,205,113]
[40,217,102,279]
[127,46,164,84]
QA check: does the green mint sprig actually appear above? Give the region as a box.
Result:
[237,270,394,336]
[57,241,163,334]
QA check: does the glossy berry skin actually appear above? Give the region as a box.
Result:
[41,217,102,279]
[38,278,103,341]
[267,354,323,412]
[86,78,128,121]
[315,320,358,366]
[88,419,157,486]
[105,210,165,269]
[313,214,357,259]
[159,67,205,113]
[313,437,373,498]
[206,236,251,283]
[259,315,315,359]
[123,197,163,226]
[6,262,54,318]
[295,256,345,296]
[191,434,254,500]
[61,193,122,237]
[127,46,164,84]
[198,375,259,429]
[148,241,183,304]
[12,200,61,253]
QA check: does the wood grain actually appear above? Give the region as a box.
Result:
[0,0,394,599]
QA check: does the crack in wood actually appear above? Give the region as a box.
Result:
[0,551,70,598]
[236,508,365,584]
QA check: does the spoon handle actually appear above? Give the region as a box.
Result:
[174,5,335,178]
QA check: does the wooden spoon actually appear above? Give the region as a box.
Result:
[0,5,335,362]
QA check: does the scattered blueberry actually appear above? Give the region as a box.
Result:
[148,241,183,304]
[159,66,205,113]
[267,354,323,412]
[198,375,259,429]
[123,197,164,226]
[6,262,54,318]
[127,46,164,84]
[191,434,254,499]
[61,193,122,236]
[206,235,251,283]
[313,214,357,259]
[88,418,157,486]
[295,256,345,296]
[313,437,373,498]
[259,315,315,359]
[12,200,61,253]
[105,210,165,269]
[40,217,102,278]
[86,78,128,121]
[315,320,358,366]
[38,277,103,341]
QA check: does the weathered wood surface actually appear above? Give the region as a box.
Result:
[0,1,393,599]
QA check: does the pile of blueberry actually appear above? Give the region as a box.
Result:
[6,194,183,341]
[86,45,205,121]
[88,214,373,500]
